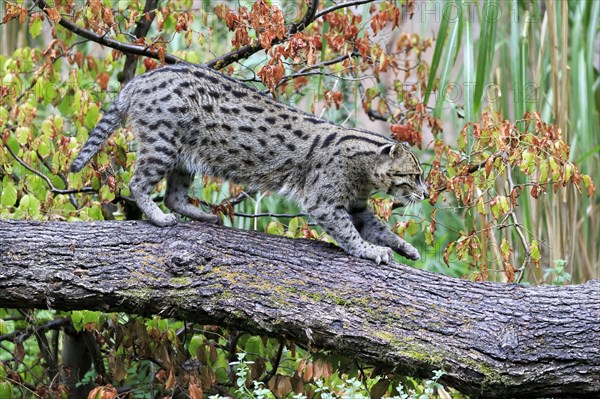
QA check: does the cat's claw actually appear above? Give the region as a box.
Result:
[398,243,420,260]
[150,213,177,227]
[359,245,393,265]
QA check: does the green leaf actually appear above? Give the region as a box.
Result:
[99,185,115,202]
[0,381,14,399]
[476,196,485,215]
[406,219,419,236]
[499,196,510,214]
[288,217,299,237]
[549,157,560,181]
[266,221,284,236]
[85,103,100,130]
[564,163,573,182]
[0,319,15,335]
[71,90,82,113]
[530,240,541,265]
[1,181,18,207]
[539,159,549,182]
[54,115,64,132]
[71,311,84,331]
[88,204,104,221]
[520,150,535,174]
[82,310,102,327]
[188,335,204,357]
[17,194,40,218]
[41,119,53,137]
[29,18,43,38]
[500,238,511,261]
[582,174,592,190]
[37,137,51,157]
[490,199,500,219]
[425,223,434,246]
[15,126,30,145]
[244,336,265,360]
[6,136,20,155]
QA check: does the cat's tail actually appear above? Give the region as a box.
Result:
[69,88,130,173]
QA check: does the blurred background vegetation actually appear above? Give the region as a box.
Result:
[0,0,598,398]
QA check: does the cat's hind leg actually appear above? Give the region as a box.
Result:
[164,167,220,223]
[129,154,176,227]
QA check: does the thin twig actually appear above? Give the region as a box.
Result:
[4,144,95,195]
[37,151,81,208]
[274,52,359,89]
[234,212,307,219]
[313,0,378,20]
[503,161,531,283]
[261,338,285,384]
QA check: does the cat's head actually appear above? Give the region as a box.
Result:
[377,142,429,207]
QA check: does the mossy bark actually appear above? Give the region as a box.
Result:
[0,220,598,398]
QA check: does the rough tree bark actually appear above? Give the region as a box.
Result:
[0,220,598,398]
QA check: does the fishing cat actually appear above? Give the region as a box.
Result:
[70,63,428,264]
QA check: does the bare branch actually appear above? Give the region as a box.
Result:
[0,317,71,343]
[122,0,161,82]
[233,212,307,219]
[313,0,378,21]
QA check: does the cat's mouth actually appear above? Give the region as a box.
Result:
[392,192,426,208]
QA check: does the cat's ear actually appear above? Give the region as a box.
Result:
[387,142,408,158]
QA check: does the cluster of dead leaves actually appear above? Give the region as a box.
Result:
[391,123,422,148]
[219,0,286,50]
[257,58,286,93]
[2,2,29,24]
[262,358,334,398]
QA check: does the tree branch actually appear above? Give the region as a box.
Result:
[122,0,161,83]
[288,0,319,34]
[34,0,183,64]
[0,220,598,398]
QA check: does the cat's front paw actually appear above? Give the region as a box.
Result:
[392,241,420,260]
[354,244,393,265]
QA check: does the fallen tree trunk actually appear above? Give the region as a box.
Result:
[0,220,598,398]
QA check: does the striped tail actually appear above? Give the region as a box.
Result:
[69,96,126,173]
